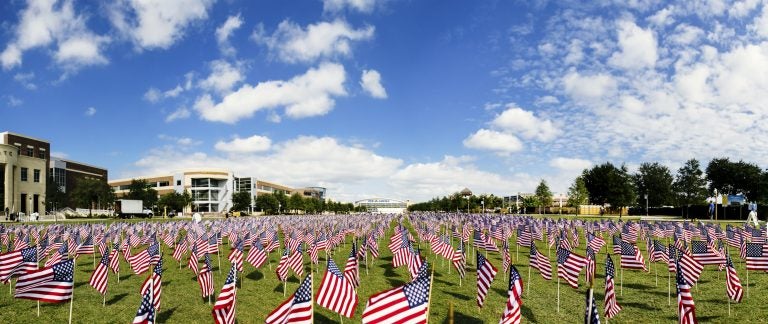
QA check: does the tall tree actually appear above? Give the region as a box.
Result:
[673,159,708,217]
[583,162,636,216]
[70,178,115,216]
[288,193,305,214]
[157,190,193,214]
[126,179,159,209]
[633,162,674,207]
[567,176,589,215]
[255,193,279,214]
[705,158,764,202]
[231,191,252,212]
[45,175,67,211]
[535,180,553,214]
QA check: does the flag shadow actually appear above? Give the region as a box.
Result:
[621,302,659,311]
[442,290,471,301]
[444,311,483,324]
[246,270,263,281]
[521,304,538,323]
[157,306,178,322]
[106,293,128,305]
[387,278,406,287]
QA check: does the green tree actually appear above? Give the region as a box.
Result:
[157,190,193,215]
[45,175,67,211]
[673,159,708,217]
[71,178,115,216]
[705,158,764,202]
[289,193,305,214]
[274,191,288,214]
[535,180,553,214]
[567,176,589,215]
[126,179,158,209]
[583,162,636,217]
[231,191,252,212]
[255,193,279,215]
[634,162,674,208]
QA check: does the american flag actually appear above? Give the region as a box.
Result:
[88,246,110,295]
[316,257,358,318]
[407,246,424,281]
[45,244,67,268]
[188,244,199,275]
[745,243,768,270]
[476,253,497,308]
[132,276,155,324]
[557,246,586,289]
[499,265,523,324]
[265,274,313,324]
[587,232,606,252]
[604,254,621,319]
[140,256,163,311]
[502,240,511,274]
[725,253,743,303]
[529,242,552,280]
[725,228,740,248]
[172,237,188,262]
[367,235,379,259]
[516,226,531,247]
[76,234,94,256]
[0,246,38,283]
[344,241,360,288]
[227,240,244,273]
[212,265,237,324]
[276,248,290,282]
[690,240,724,265]
[14,259,73,303]
[198,253,214,298]
[584,287,600,324]
[679,250,703,285]
[392,238,411,268]
[287,246,304,278]
[585,247,595,285]
[620,241,647,271]
[612,235,621,254]
[129,243,160,275]
[452,240,466,279]
[362,262,430,324]
[246,241,267,269]
[650,240,669,263]
[676,260,698,324]
[667,244,678,273]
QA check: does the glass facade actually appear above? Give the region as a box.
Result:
[51,167,66,191]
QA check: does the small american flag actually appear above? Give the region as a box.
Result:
[316,257,358,318]
[198,253,214,298]
[745,243,768,270]
[287,246,304,278]
[587,232,606,252]
[676,260,698,324]
[172,237,188,262]
[476,253,498,308]
[246,241,266,269]
[276,248,290,282]
[362,262,430,324]
[584,287,600,324]
[604,254,621,319]
[452,240,466,279]
[725,253,743,303]
[188,245,199,275]
[690,240,724,265]
[620,241,647,271]
[0,246,38,283]
[679,250,703,285]
[140,256,163,311]
[529,242,552,280]
[227,240,244,273]
[132,277,155,324]
[650,240,669,263]
[14,259,73,303]
[344,241,360,288]
[265,274,313,324]
[45,244,67,268]
[129,243,160,275]
[212,265,237,324]
[499,265,523,324]
[109,243,120,274]
[585,247,596,285]
[88,246,110,295]
[557,246,585,289]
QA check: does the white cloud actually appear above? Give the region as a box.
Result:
[84,106,96,116]
[535,96,559,106]
[647,6,675,27]
[165,107,191,122]
[463,129,523,155]
[729,0,759,18]
[750,4,768,39]
[195,62,347,123]
[6,95,23,107]
[491,105,560,141]
[198,60,244,95]
[252,19,374,63]
[216,14,243,56]
[608,20,658,70]
[360,69,387,99]
[108,0,215,50]
[322,0,377,13]
[562,71,617,103]
[158,134,200,146]
[214,135,272,153]
[13,72,36,90]
[144,83,186,103]
[1,0,110,71]
[549,157,592,172]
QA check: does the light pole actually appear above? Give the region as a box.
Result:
[278,202,281,215]
[481,199,485,214]
[644,193,648,217]
[516,192,520,214]
[559,194,563,215]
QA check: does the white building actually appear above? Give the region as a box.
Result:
[354,198,408,214]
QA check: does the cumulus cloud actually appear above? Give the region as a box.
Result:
[1,0,110,71]
[549,157,592,172]
[216,14,243,56]
[108,0,214,50]
[252,19,374,63]
[214,135,272,153]
[194,62,347,123]
[13,72,36,90]
[322,0,378,13]
[490,105,560,141]
[84,106,96,116]
[165,107,191,122]
[608,19,658,70]
[198,60,244,95]
[360,69,387,99]
[562,71,617,103]
[463,129,523,155]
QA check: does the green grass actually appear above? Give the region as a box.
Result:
[1,217,766,323]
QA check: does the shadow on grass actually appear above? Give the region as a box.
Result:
[444,311,483,324]
[381,256,393,262]
[623,283,654,290]
[273,283,285,293]
[494,287,508,298]
[434,278,453,286]
[120,274,132,281]
[287,276,300,284]
[157,306,178,322]
[622,302,659,311]
[383,267,398,278]
[521,304,538,323]
[74,281,87,289]
[162,280,171,287]
[443,290,471,301]
[387,278,406,287]
[314,312,337,324]
[246,270,263,281]
[107,293,129,305]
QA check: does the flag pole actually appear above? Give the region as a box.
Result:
[620,268,623,296]
[557,275,560,313]
[527,264,531,297]
[425,266,435,324]
[746,269,749,298]
[68,257,76,324]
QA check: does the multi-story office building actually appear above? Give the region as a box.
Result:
[49,157,109,195]
[0,132,50,215]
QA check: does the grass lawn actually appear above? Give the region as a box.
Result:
[1,216,765,323]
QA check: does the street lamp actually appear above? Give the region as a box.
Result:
[644,193,648,217]
[481,199,485,214]
[278,202,281,215]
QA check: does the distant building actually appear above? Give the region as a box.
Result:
[354,198,408,214]
[49,156,108,195]
[0,131,49,215]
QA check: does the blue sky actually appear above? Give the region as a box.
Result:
[2,0,768,202]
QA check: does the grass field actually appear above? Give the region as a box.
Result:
[1,216,766,323]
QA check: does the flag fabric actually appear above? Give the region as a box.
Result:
[246,241,267,269]
[228,240,244,273]
[585,287,600,324]
[212,266,238,324]
[76,235,94,256]
[14,259,74,303]
[344,242,360,288]
[132,277,155,324]
[690,240,725,265]
[45,244,67,268]
[679,251,703,285]
[529,242,552,280]
[676,260,698,324]
[585,247,596,285]
[452,240,466,279]
[140,256,163,311]
[620,241,647,271]
[476,253,498,308]
[745,243,768,270]
[266,274,313,324]
[725,254,743,303]
[287,246,304,278]
[109,242,120,274]
[129,243,160,275]
[499,265,523,324]
[276,248,290,282]
[198,253,214,298]
[604,254,622,319]
[587,232,606,252]
[88,247,110,295]
[0,246,38,283]
[316,257,358,318]
[502,241,511,274]
[650,240,669,263]
[362,262,431,324]
[557,247,586,289]
[172,239,188,262]
[612,236,621,254]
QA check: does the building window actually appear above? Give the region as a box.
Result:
[33,169,40,183]
[26,147,33,157]
[176,180,181,186]
[21,167,28,181]
[37,151,45,159]
[158,181,169,187]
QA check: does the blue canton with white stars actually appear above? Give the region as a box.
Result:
[327,257,344,278]
[402,270,430,308]
[53,259,74,282]
[745,243,763,257]
[557,247,570,265]
[605,255,615,279]
[293,275,312,304]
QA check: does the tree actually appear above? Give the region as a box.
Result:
[45,175,67,211]
[231,191,252,212]
[567,176,589,215]
[633,162,674,207]
[535,180,553,214]
[583,162,636,217]
[70,178,115,216]
[126,179,158,209]
[289,193,305,214]
[673,159,708,218]
[157,190,193,214]
[274,191,288,214]
[255,193,279,215]
[705,158,764,202]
